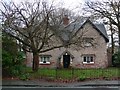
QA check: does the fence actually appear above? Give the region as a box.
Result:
[37,68,119,81]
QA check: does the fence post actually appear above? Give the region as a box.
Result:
[56,68,57,79]
[72,67,74,78]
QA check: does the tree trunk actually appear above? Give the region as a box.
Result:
[32,52,39,71]
[110,23,114,55]
[111,33,114,54]
[111,32,114,66]
[110,20,115,66]
[118,25,120,49]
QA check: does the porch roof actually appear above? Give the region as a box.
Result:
[58,50,74,59]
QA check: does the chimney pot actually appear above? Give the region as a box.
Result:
[63,15,69,25]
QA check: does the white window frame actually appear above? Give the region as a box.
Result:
[82,55,94,64]
[39,55,51,64]
[84,42,92,47]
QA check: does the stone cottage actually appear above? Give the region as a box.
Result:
[26,16,109,69]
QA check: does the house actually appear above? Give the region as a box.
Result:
[26,16,109,69]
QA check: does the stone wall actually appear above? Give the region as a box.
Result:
[26,22,108,69]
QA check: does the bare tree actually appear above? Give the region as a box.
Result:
[1,0,100,71]
[84,0,120,49]
[1,1,65,71]
[1,1,88,71]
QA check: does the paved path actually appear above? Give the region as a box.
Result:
[2,79,120,87]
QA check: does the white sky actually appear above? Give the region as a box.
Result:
[0,0,104,11]
[0,0,88,15]
[9,0,85,5]
[1,0,86,8]
[1,0,106,12]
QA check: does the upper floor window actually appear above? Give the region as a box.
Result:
[39,55,51,64]
[83,38,93,47]
[82,54,94,64]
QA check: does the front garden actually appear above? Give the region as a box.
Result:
[14,67,119,82]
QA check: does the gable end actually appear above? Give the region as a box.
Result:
[78,19,109,42]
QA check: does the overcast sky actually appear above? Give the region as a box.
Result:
[1,0,104,12]
[0,0,89,15]
[1,0,88,8]
[1,0,105,11]
[5,0,86,5]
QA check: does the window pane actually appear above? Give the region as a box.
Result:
[44,57,46,61]
[45,57,47,62]
[91,56,93,62]
[46,57,49,62]
[41,57,43,62]
[87,56,90,63]
[48,57,50,62]
[83,57,86,62]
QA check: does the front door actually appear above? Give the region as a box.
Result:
[63,55,70,68]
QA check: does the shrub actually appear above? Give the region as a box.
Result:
[2,50,13,68]
[2,51,25,76]
[19,73,30,81]
[78,76,86,81]
[112,50,120,67]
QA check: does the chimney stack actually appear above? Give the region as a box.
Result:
[63,15,69,25]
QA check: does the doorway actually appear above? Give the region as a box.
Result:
[63,55,70,68]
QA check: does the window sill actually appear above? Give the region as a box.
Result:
[84,44,92,47]
[85,46,92,48]
[83,62,94,64]
[39,62,50,65]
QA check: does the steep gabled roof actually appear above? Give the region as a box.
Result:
[79,19,109,42]
[95,24,109,42]
[58,19,109,42]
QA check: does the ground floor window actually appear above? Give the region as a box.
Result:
[82,54,94,64]
[39,55,51,64]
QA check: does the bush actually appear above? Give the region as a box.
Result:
[2,33,26,77]
[112,50,120,67]
[2,50,13,68]
[19,73,30,81]
[78,76,86,81]
[2,51,25,76]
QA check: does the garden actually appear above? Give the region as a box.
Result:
[3,67,119,82]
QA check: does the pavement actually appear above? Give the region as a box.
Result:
[2,79,120,88]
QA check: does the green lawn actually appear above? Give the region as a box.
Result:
[24,67,119,80]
